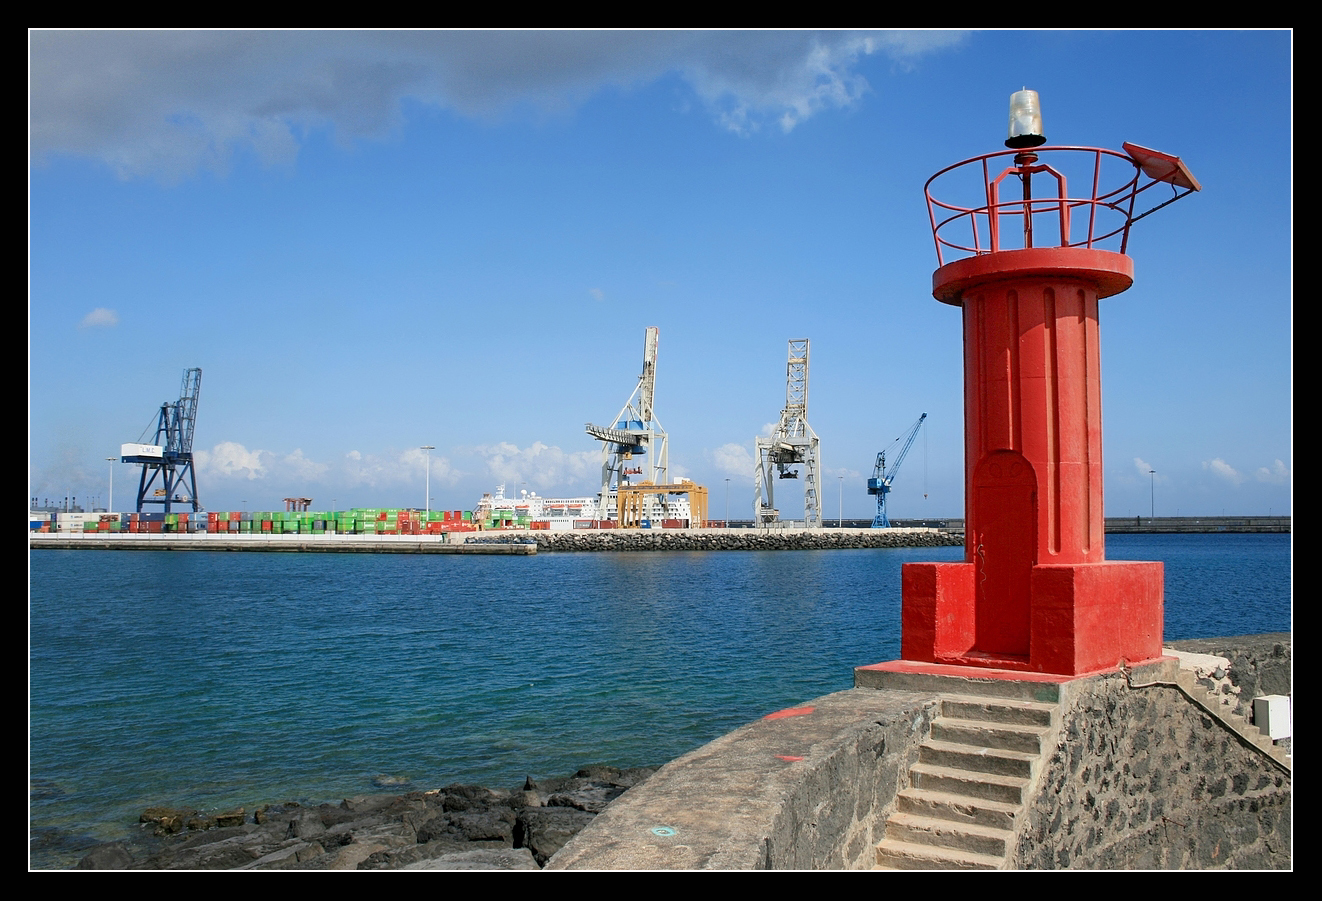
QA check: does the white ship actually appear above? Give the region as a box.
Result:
[474,483,694,530]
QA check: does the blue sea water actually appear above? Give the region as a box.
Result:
[29,534,1290,868]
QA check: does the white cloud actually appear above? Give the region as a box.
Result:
[340,447,457,489]
[710,442,754,476]
[468,440,598,492]
[30,31,966,180]
[78,307,119,329]
[1133,457,1156,478]
[196,440,267,480]
[196,441,444,489]
[1203,457,1244,485]
[283,448,331,481]
[589,287,605,301]
[1255,459,1290,484]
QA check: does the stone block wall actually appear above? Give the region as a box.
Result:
[1012,673,1290,869]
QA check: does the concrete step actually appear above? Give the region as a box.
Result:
[897,787,1020,831]
[1174,670,1292,769]
[940,695,1056,727]
[885,811,1013,857]
[920,739,1038,778]
[875,690,1062,870]
[931,718,1051,754]
[875,837,1003,870]
[909,762,1030,805]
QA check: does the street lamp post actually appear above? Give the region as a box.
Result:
[105,457,115,513]
[422,446,435,519]
[724,478,730,526]
[1149,469,1156,521]
[838,476,844,528]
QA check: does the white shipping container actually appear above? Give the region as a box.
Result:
[121,443,163,460]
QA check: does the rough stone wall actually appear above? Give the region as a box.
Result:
[1013,674,1290,869]
[1167,634,1292,718]
[525,529,961,553]
[762,701,934,869]
[548,689,935,870]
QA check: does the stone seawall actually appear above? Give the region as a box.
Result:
[553,635,1291,869]
[547,689,938,870]
[1012,673,1290,868]
[514,527,962,553]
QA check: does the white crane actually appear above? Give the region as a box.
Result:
[585,327,669,516]
[754,339,821,527]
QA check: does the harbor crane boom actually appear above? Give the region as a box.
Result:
[585,327,669,514]
[754,339,822,527]
[122,368,203,514]
[869,412,926,528]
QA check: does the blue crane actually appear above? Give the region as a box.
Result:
[868,413,927,528]
[122,368,202,513]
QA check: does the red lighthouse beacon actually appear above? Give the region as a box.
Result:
[899,91,1200,676]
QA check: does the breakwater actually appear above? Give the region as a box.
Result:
[1104,516,1290,534]
[30,527,961,554]
[485,527,963,552]
[552,634,1291,870]
[27,533,536,554]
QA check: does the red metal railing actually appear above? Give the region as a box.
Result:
[925,146,1163,267]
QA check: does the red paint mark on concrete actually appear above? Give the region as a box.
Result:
[763,706,815,720]
[775,755,804,762]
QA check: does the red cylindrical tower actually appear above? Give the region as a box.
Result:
[899,108,1199,676]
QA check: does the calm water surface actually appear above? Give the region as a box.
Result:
[29,534,1289,867]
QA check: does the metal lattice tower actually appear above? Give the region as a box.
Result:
[869,413,927,528]
[754,339,821,527]
[586,327,669,516]
[122,367,203,514]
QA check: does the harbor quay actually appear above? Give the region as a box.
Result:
[27,518,1286,555]
[29,527,962,554]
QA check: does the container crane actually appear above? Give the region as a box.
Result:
[754,339,822,527]
[121,368,202,514]
[869,412,926,528]
[585,327,669,516]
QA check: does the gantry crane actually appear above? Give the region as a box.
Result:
[869,413,926,528]
[754,339,821,527]
[585,327,669,518]
[121,368,203,514]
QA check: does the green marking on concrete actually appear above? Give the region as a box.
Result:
[651,826,677,837]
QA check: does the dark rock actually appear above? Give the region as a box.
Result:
[515,807,596,866]
[65,764,655,870]
[286,809,327,839]
[77,841,133,869]
[214,808,246,828]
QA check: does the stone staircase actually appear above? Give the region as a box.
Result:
[875,694,1058,870]
[1168,652,1291,770]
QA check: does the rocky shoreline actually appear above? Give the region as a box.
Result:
[471,527,963,553]
[70,765,656,871]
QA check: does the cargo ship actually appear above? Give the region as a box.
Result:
[473,483,695,530]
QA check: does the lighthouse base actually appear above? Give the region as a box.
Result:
[900,560,1164,676]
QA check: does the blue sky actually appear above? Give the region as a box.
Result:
[29,30,1291,519]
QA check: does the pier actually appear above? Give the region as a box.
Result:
[28,533,537,554]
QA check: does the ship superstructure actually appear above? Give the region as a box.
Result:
[473,483,694,530]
